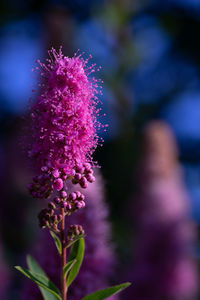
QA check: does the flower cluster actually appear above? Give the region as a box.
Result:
[67,225,85,242]
[38,190,86,229]
[72,163,95,188]
[21,173,117,300]
[27,47,102,199]
[28,162,96,199]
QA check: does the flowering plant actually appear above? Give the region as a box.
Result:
[15,47,130,300]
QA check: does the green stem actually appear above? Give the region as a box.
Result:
[60,208,67,300]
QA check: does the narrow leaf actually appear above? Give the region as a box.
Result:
[15,266,61,300]
[50,231,62,255]
[82,282,131,300]
[27,255,58,300]
[63,259,77,278]
[27,255,46,276]
[66,237,85,287]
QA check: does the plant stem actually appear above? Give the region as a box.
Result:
[60,207,67,300]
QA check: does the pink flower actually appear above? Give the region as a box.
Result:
[124,122,198,300]
[27,47,103,197]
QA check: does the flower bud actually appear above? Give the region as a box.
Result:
[80,177,88,189]
[60,191,67,198]
[52,169,60,178]
[54,197,61,204]
[60,201,67,208]
[76,165,84,174]
[52,178,63,191]
[75,173,82,181]
[86,174,95,183]
[79,194,85,201]
[66,204,72,210]
[69,192,77,201]
[75,191,81,198]
[48,202,56,210]
[75,201,82,209]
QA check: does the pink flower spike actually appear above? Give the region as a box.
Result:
[28,47,102,181]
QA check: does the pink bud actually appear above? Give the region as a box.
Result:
[52,169,60,178]
[52,178,63,191]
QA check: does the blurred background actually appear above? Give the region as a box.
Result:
[0,0,200,299]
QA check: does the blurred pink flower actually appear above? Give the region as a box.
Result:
[124,121,198,300]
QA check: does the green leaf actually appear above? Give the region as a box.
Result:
[50,231,62,256]
[82,282,131,300]
[66,237,85,287]
[27,255,46,276]
[63,259,77,278]
[15,266,61,300]
[27,255,58,300]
